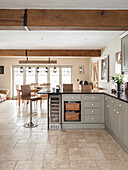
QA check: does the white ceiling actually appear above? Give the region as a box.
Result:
[0,0,128,9]
[0,31,123,50]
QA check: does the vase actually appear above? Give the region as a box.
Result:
[117,82,120,92]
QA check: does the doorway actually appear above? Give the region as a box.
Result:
[93,62,98,88]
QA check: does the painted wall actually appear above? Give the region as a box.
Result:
[0,57,91,97]
[91,37,121,92]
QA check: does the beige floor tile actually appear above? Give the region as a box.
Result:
[78,142,99,148]
[98,142,122,153]
[105,153,119,160]
[116,149,128,161]
[96,160,127,170]
[80,147,106,160]
[70,160,98,170]
[43,154,70,169]
[0,161,17,170]
[15,161,43,170]
[0,101,128,169]
[7,149,34,160]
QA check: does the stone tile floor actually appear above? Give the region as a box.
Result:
[0,100,128,170]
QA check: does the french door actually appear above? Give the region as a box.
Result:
[12,65,72,98]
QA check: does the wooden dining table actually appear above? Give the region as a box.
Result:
[17,88,41,106]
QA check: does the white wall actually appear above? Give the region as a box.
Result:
[0,57,91,97]
[91,37,121,92]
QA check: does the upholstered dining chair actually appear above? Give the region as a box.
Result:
[63,84,73,92]
[21,85,42,128]
[81,84,92,92]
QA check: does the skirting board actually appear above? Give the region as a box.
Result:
[62,123,105,129]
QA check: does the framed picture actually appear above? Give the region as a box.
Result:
[79,66,84,74]
[0,66,4,74]
[101,55,109,82]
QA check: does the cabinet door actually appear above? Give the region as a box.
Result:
[104,102,111,130]
[111,108,119,138]
[118,109,127,146]
[121,36,128,73]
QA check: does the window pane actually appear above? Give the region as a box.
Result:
[38,67,47,84]
[50,67,59,89]
[13,67,23,97]
[62,67,71,85]
[26,67,36,84]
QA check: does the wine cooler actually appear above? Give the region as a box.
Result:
[49,95,61,129]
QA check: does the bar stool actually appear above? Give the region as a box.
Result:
[21,85,42,128]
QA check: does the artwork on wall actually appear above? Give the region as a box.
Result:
[101,55,109,82]
[0,66,4,74]
[79,66,84,74]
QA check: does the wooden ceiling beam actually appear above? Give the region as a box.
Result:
[0,9,128,30]
[0,50,26,56]
[0,49,101,57]
[0,9,25,26]
[27,9,128,30]
[27,50,101,57]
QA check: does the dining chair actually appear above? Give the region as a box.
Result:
[81,84,92,92]
[21,85,42,128]
[63,84,73,92]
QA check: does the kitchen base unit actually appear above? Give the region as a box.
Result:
[62,94,105,129]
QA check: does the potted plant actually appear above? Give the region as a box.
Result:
[111,73,124,92]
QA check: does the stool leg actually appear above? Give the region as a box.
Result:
[24,100,38,128]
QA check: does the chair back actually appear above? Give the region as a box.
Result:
[21,85,31,99]
[81,84,92,92]
[30,83,38,88]
[63,84,73,92]
[40,83,51,90]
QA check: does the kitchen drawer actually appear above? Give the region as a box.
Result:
[117,100,127,111]
[83,115,102,123]
[62,94,81,100]
[84,102,101,108]
[84,95,100,101]
[84,108,101,115]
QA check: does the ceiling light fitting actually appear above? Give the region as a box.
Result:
[20,67,23,73]
[45,66,48,73]
[36,67,39,73]
[53,66,57,73]
[28,67,31,73]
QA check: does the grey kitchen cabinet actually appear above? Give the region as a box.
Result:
[104,95,128,147]
[104,96,112,130]
[121,35,128,73]
[82,94,104,123]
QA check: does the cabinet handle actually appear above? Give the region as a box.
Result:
[92,110,94,113]
[92,117,94,120]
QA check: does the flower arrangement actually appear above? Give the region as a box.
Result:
[111,73,124,85]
